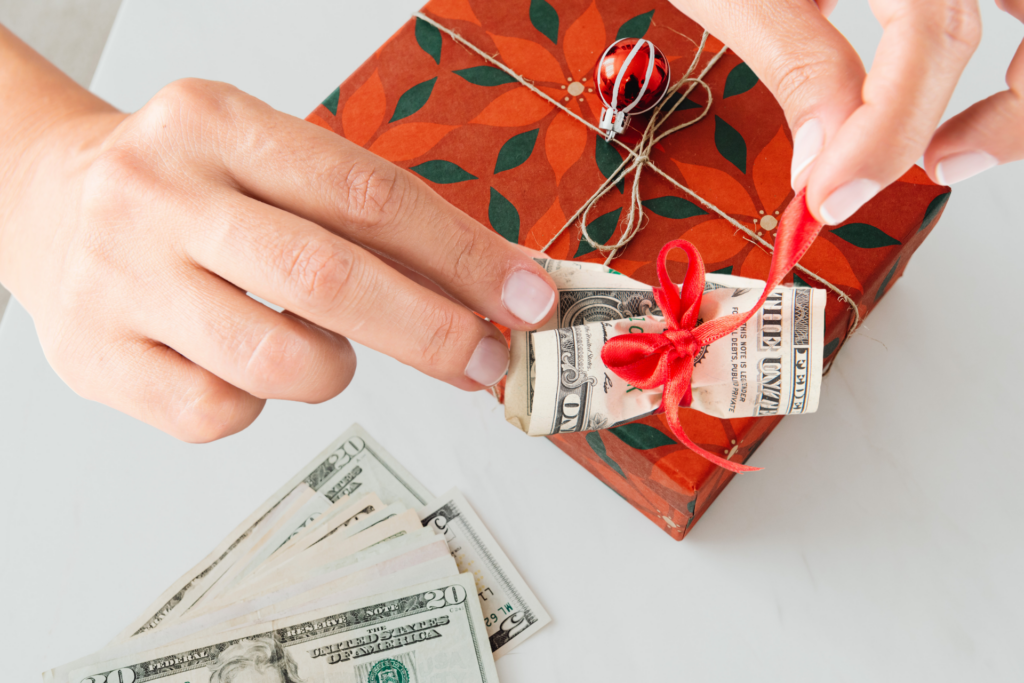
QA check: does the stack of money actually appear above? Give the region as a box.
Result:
[506,259,826,436]
[45,424,549,683]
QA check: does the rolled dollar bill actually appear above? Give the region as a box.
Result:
[506,259,826,436]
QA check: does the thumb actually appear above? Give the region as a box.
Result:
[924,16,1024,183]
[669,0,865,189]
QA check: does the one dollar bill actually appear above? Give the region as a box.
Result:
[507,258,826,436]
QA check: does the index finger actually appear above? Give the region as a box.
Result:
[806,0,982,223]
[206,84,558,330]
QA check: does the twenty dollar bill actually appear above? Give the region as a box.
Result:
[420,489,551,659]
[71,574,498,683]
[112,424,433,642]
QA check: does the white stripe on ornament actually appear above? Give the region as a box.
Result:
[620,39,656,115]
[610,38,647,112]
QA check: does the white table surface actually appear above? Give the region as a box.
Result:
[3,1,1023,681]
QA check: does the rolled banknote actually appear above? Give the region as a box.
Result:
[506,258,826,436]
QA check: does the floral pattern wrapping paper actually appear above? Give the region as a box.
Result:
[307,0,951,539]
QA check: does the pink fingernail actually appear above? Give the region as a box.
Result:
[819,178,882,225]
[935,151,998,185]
[464,337,509,387]
[502,269,555,325]
[791,119,823,189]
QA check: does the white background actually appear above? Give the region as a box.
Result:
[2,1,1023,681]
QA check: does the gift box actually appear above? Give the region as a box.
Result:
[306,0,950,539]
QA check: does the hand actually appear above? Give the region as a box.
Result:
[0,30,557,442]
[670,0,1024,224]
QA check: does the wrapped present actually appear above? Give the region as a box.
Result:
[306,0,951,539]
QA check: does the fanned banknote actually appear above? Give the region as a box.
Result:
[47,424,551,683]
[420,490,551,659]
[109,424,433,643]
[506,258,826,436]
[69,574,499,683]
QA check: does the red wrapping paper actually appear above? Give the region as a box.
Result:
[306,0,951,539]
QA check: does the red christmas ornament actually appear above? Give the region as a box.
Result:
[594,38,671,141]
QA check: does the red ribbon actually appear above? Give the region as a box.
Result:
[600,190,823,473]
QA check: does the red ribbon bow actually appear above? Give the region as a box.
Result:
[600,189,823,473]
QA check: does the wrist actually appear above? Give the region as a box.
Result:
[0,25,124,293]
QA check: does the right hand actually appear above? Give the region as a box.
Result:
[0,76,558,442]
[671,0,1024,224]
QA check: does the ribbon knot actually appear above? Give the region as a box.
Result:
[601,191,824,474]
[664,329,700,363]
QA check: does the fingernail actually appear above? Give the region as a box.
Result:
[791,119,824,189]
[464,337,509,386]
[502,269,555,325]
[935,151,998,186]
[819,178,882,225]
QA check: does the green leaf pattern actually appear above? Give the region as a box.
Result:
[831,223,901,249]
[616,10,654,40]
[609,423,676,450]
[494,129,539,173]
[453,66,517,86]
[586,432,626,478]
[723,63,758,98]
[391,77,437,122]
[411,160,477,184]
[920,192,950,232]
[714,115,747,173]
[415,17,442,64]
[322,87,341,116]
[575,208,622,257]
[488,188,520,242]
[874,258,900,303]
[823,338,840,358]
[595,138,626,193]
[642,196,706,219]
[529,0,559,43]
[662,92,702,112]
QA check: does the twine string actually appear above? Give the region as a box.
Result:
[411,12,861,333]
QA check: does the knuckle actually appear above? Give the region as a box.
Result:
[81,148,153,209]
[768,53,835,109]
[443,223,492,292]
[901,0,981,53]
[78,148,164,265]
[415,304,464,371]
[337,160,406,229]
[136,78,239,137]
[173,377,256,443]
[279,237,359,316]
[936,0,982,51]
[240,324,313,396]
